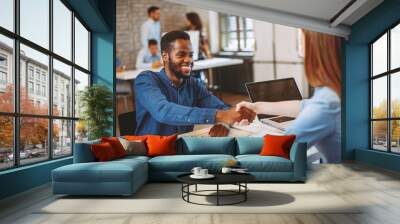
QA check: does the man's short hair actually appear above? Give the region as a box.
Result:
[147,6,159,15]
[161,31,190,53]
[148,39,158,46]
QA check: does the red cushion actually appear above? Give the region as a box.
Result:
[146,135,177,157]
[91,142,117,161]
[123,135,148,141]
[101,137,126,158]
[260,134,296,159]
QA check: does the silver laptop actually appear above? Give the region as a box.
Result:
[245,78,302,131]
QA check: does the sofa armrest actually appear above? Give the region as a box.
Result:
[289,142,307,181]
[73,140,100,163]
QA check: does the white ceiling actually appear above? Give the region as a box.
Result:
[225,0,352,23]
[167,0,384,38]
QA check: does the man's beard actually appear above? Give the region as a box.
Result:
[168,59,191,80]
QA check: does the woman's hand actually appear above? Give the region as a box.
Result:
[236,101,257,113]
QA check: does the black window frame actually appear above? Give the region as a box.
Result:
[0,0,92,171]
[370,20,400,154]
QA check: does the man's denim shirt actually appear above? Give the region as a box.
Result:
[135,69,229,135]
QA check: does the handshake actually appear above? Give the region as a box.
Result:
[209,104,257,137]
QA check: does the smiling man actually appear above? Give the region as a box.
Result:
[134,31,255,136]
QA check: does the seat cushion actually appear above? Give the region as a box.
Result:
[52,158,147,183]
[236,137,263,155]
[149,154,235,172]
[177,137,235,155]
[236,155,293,172]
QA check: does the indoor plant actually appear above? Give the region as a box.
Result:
[79,84,113,140]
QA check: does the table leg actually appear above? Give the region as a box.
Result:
[217,184,219,206]
[195,184,198,192]
[245,183,247,201]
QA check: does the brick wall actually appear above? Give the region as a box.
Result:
[117,0,209,70]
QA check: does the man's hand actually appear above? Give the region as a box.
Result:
[215,107,256,125]
[209,124,230,137]
[215,108,242,125]
[236,101,257,113]
[237,107,256,123]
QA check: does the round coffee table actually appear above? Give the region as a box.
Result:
[177,173,255,206]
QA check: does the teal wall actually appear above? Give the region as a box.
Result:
[344,0,400,171]
[91,0,116,136]
[0,0,116,200]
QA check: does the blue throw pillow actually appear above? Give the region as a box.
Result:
[236,137,264,155]
[178,137,235,155]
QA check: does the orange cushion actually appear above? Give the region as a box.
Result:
[146,135,177,157]
[260,134,296,159]
[91,142,117,161]
[123,135,148,141]
[101,137,126,158]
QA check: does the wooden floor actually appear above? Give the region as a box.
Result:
[1,162,400,224]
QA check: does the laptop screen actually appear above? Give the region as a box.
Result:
[245,78,302,119]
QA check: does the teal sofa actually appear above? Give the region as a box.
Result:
[52,137,307,196]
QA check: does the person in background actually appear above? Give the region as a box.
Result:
[236,30,342,163]
[184,12,212,83]
[185,12,212,59]
[116,47,125,73]
[136,39,161,69]
[135,31,255,136]
[141,6,161,49]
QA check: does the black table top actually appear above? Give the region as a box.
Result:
[177,172,255,185]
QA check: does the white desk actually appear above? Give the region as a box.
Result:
[178,120,284,137]
[116,57,244,80]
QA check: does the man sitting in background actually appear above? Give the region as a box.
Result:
[135,39,161,69]
[135,31,255,136]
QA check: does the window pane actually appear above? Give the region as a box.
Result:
[53,0,72,60]
[372,121,387,151]
[372,33,387,76]
[75,18,89,70]
[75,120,88,143]
[20,0,49,49]
[0,116,13,170]
[0,35,14,112]
[53,59,72,117]
[391,72,400,118]
[20,117,49,165]
[391,120,400,153]
[0,0,14,31]
[74,69,89,118]
[53,119,72,158]
[20,44,49,115]
[391,24,400,70]
[228,16,237,31]
[372,76,387,119]
[245,18,253,30]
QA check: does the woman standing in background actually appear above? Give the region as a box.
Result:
[185,12,212,59]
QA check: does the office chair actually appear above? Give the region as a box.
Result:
[118,111,136,136]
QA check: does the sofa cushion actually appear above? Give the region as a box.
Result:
[146,135,177,157]
[260,134,296,159]
[53,158,147,183]
[73,140,100,163]
[236,137,263,155]
[149,154,235,172]
[119,138,147,156]
[178,137,235,155]
[236,155,293,172]
[101,137,127,158]
[91,142,118,161]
